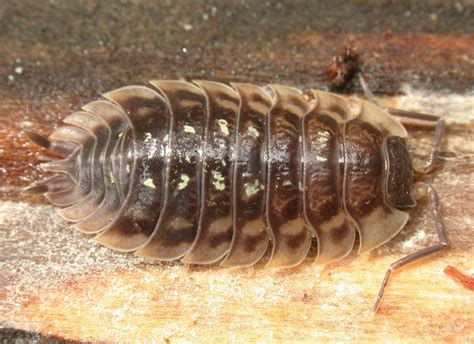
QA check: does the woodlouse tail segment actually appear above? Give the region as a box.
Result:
[56,112,111,223]
[22,174,75,195]
[22,96,133,233]
[22,124,81,198]
[22,124,78,158]
[72,100,129,234]
[22,126,52,150]
[373,182,449,313]
[42,126,96,207]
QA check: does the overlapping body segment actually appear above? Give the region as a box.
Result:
[302,102,356,264]
[222,83,272,267]
[182,81,239,264]
[25,79,413,268]
[265,85,314,268]
[96,86,171,251]
[137,81,208,260]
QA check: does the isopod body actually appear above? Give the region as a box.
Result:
[25,80,417,269]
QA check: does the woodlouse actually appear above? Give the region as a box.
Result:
[23,79,448,312]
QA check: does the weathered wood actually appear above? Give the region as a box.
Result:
[0,0,473,342]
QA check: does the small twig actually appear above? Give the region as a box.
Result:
[444,265,474,291]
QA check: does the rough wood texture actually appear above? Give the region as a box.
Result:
[1,0,473,342]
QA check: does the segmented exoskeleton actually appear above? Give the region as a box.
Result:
[23,80,448,311]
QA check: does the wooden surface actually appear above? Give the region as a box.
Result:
[1,1,473,342]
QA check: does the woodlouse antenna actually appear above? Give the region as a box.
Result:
[356,72,450,312]
[412,119,445,175]
[384,111,445,177]
[373,182,449,313]
[357,72,446,175]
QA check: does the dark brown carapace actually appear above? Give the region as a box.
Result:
[23,80,448,312]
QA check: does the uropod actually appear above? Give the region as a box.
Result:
[22,77,448,312]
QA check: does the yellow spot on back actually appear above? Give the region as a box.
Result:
[318,131,330,143]
[218,119,229,136]
[178,174,190,190]
[143,178,156,189]
[212,171,226,191]
[184,125,196,134]
[247,126,260,138]
[244,179,262,198]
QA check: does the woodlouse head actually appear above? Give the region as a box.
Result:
[384,136,416,209]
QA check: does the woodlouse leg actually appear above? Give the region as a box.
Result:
[357,72,441,128]
[372,182,449,313]
[356,72,379,107]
